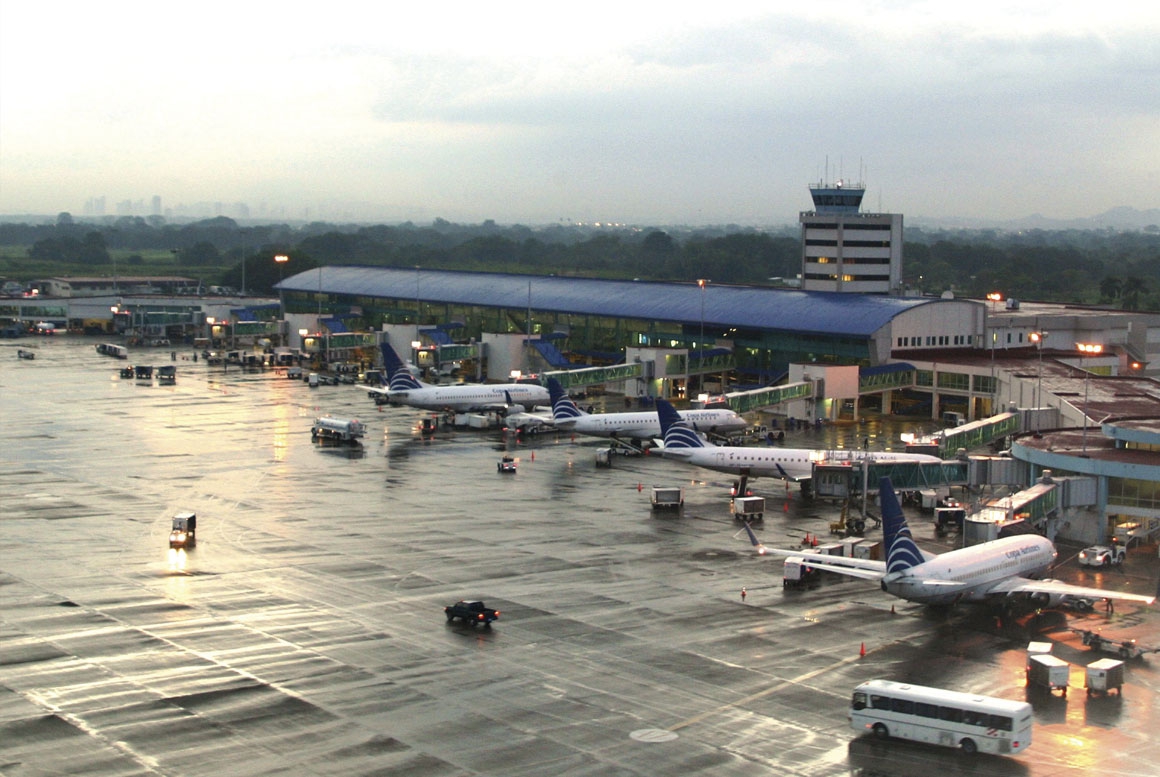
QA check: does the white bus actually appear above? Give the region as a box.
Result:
[849,679,1032,755]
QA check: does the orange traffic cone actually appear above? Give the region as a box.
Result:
[783,501,789,513]
[530,451,535,461]
[637,483,643,492]
[859,642,866,658]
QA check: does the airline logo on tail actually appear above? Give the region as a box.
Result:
[879,476,923,574]
[547,378,583,421]
[381,343,423,390]
[657,399,706,449]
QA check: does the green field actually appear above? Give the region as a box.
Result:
[0,247,230,283]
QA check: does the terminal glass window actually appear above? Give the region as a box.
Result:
[916,370,933,387]
[973,375,996,394]
[937,372,970,391]
[1107,478,1160,510]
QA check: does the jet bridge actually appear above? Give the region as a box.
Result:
[813,459,969,499]
[938,412,1020,457]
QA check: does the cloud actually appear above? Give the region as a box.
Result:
[1,2,1157,223]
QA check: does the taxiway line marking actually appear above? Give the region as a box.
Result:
[668,649,870,732]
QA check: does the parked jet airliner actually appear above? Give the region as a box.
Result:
[548,378,747,442]
[744,476,1155,606]
[369,343,549,413]
[655,399,942,484]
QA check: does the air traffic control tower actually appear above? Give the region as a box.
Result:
[800,178,903,295]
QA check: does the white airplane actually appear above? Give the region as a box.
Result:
[655,398,942,486]
[744,476,1156,607]
[369,343,549,413]
[549,378,748,442]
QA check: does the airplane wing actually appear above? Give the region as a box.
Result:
[741,524,887,579]
[775,463,810,483]
[986,576,1156,605]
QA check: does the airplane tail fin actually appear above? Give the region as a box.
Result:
[547,378,584,421]
[380,342,405,374]
[657,399,706,449]
[880,477,923,573]
[380,343,423,390]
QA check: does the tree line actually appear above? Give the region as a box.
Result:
[2,213,1157,309]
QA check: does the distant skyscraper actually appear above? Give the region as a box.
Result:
[800,177,902,294]
[152,195,162,216]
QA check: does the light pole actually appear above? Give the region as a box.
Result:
[1030,331,1047,435]
[697,279,708,395]
[985,292,1002,415]
[1076,342,1103,457]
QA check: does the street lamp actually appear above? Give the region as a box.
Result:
[697,279,708,393]
[274,254,289,282]
[1030,331,1047,435]
[1076,342,1103,457]
[986,291,1002,311]
[697,279,709,349]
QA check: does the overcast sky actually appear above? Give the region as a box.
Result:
[1,2,1156,225]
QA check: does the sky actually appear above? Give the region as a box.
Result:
[1,1,1157,226]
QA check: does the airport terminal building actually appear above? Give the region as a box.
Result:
[277,265,984,399]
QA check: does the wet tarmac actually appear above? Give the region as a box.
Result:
[3,338,1159,777]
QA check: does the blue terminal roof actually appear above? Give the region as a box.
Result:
[279,266,944,338]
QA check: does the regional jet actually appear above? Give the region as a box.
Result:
[369,343,549,413]
[655,399,942,488]
[548,378,747,442]
[744,476,1156,607]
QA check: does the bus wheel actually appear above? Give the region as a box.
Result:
[960,738,977,755]
[872,723,889,740]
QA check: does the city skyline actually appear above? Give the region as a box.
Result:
[2,3,1157,226]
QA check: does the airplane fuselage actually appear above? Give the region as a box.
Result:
[567,408,747,440]
[667,445,942,480]
[883,535,1057,605]
[388,384,550,412]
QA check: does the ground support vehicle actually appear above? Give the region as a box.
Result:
[1027,654,1069,696]
[1077,629,1157,660]
[444,600,499,626]
[1078,544,1126,567]
[935,507,966,537]
[733,496,765,521]
[311,416,366,443]
[498,454,517,473]
[651,487,683,510]
[169,512,197,550]
[783,554,820,588]
[1085,658,1124,696]
[829,504,865,537]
